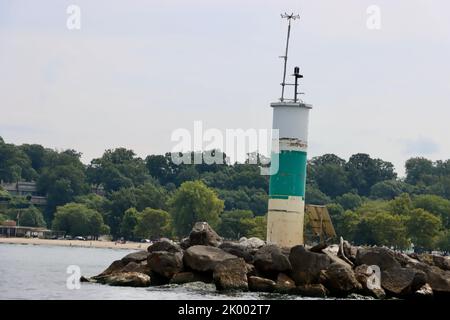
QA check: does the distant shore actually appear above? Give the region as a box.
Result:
[0,237,148,250]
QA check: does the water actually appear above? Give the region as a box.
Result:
[0,243,323,300]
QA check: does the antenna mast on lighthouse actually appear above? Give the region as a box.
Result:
[279,13,300,102]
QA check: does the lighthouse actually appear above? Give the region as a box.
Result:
[266,13,312,247]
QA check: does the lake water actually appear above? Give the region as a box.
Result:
[0,243,323,300]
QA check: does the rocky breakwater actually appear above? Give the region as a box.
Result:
[84,222,450,299]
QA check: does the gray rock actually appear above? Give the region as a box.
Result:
[219,242,254,263]
[289,245,332,285]
[254,245,292,275]
[248,276,276,292]
[180,237,191,249]
[355,247,401,271]
[321,262,362,295]
[96,259,126,277]
[213,258,248,291]
[170,271,212,284]
[184,245,237,272]
[95,272,151,287]
[408,262,450,295]
[189,222,222,247]
[148,251,184,279]
[291,284,329,298]
[147,239,181,253]
[275,273,296,293]
[121,261,151,275]
[381,267,426,296]
[414,253,450,271]
[121,250,149,264]
[239,237,265,251]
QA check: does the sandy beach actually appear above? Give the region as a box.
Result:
[0,237,149,250]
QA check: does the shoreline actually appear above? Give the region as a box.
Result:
[0,237,149,250]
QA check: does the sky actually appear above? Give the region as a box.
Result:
[1,0,449,177]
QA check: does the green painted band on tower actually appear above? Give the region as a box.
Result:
[269,150,307,198]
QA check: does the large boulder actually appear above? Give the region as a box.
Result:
[354,264,386,299]
[239,237,265,253]
[147,238,181,253]
[170,271,212,284]
[321,262,362,296]
[248,276,276,292]
[407,262,450,296]
[96,260,126,277]
[381,267,426,296]
[121,261,152,275]
[148,251,183,279]
[253,245,292,276]
[188,222,222,247]
[95,272,151,287]
[413,253,450,271]
[121,250,149,264]
[291,284,329,298]
[355,247,401,271]
[275,273,296,293]
[219,242,254,263]
[184,245,237,272]
[289,245,332,285]
[213,258,248,291]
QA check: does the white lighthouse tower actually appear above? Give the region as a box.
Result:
[266,13,312,247]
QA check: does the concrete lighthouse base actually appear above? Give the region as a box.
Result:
[266,196,305,247]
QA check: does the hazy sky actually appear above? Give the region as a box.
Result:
[1,0,449,176]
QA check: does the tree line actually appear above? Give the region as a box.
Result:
[0,136,449,252]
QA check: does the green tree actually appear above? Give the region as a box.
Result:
[336,193,362,210]
[356,211,409,249]
[37,150,88,221]
[52,203,107,237]
[169,180,224,237]
[75,193,109,215]
[370,180,410,200]
[309,160,349,197]
[134,208,172,240]
[305,184,331,205]
[346,153,397,196]
[0,139,37,182]
[241,216,266,239]
[135,182,168,211]
[407,208,442,252]
[105,187,137,238]
[405,157,435,186]
[0,188,11,201]
[388,193,413,215]
[16,206,46,227]
[87,148,150,192]
[413,194,450,228]
[336,210,361,241]
[218,210,254,239]
[120,208,139,240]
[436,230,450,254]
